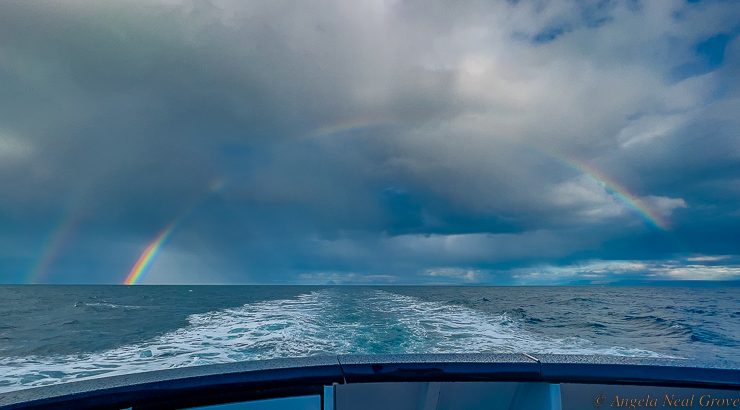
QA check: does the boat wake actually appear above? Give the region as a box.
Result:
[0,288,670,393]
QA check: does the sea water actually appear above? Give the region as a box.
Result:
[1,285,739,393]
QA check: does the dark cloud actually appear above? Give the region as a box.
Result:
[0,0,738,284]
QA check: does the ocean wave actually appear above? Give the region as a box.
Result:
[0,288,671,393]
[77,302,150,310]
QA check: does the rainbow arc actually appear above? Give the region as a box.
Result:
[563,159,668,230]
[123,223,176,285]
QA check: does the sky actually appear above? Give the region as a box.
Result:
[0,0,739,285]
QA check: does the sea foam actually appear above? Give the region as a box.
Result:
[0,288,669,393]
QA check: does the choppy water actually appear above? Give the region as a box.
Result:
[1,285,739,393]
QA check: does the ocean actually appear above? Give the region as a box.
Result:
[1,285,739,393]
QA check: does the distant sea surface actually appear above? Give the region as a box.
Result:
[1,285,740,393]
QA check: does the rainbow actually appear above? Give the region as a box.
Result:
[122,179,228,285]
[28,212,83,284]
[123,223,176,285]
[563,159,669,230]
[311,119,392,138]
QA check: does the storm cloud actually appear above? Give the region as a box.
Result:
[0,0,738,284]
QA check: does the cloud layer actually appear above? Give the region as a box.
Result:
[0,0,739,284]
